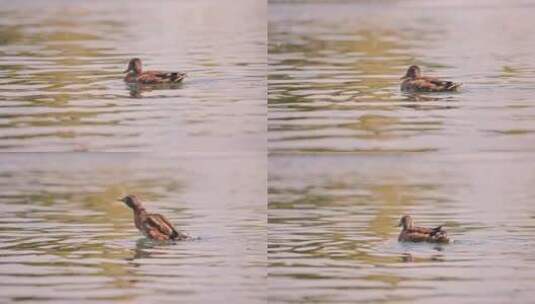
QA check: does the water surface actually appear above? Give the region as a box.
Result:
[0,1,267,302]
[0,153,266,303]
[0,0,265,152]
[269,0,535,153]
[269,1,535,303]
[269,154,535,303]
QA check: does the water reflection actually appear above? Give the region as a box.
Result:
[126,83,185,98]
[129,238,174,262]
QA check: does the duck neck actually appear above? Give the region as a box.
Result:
[133,65,142,75]
[132,206,146,216]
[403,222,413,230]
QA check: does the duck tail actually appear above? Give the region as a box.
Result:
[447,82,462,91]
[431,226,443,236]
[433,232,450,243]
[430,225,450,243]
[171,72,187,83]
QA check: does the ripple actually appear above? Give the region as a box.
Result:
[0,0,265,152]
[269,152,535,303]
[0,153,266,302]
[269,1,535,155]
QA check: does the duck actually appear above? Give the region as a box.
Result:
[397,215,449,243]
[400,65,461,92]
[119,195,189,241]
[123,58,186,84]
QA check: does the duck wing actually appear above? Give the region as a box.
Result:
[138,71,186,84]
[145,214,176,238]
[402,77,459,92]
[147,213,189,240]
[407,225,445,235]
[401,226,449,243]
[400,231,433,242]
[420,77,461,91]
[407,226,434,234]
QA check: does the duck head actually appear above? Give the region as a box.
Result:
[401,65,421,80]
[398,215,414,229]
[124,58,143,74]
[118,194,144,211]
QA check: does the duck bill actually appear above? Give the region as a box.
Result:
[123,68,130,73]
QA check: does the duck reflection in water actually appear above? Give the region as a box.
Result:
[127,238,157,262]
[401,92,459,112]
[127,82,184,98]
[401,253,444,263]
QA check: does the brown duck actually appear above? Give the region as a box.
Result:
[123,58,186,84]
[397,215,449,243]
[119,195,189,241]
[400,65,461,92]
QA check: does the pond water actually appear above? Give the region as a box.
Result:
[269,155,535,303]
[0,0,265,152]
[269,0,535,303]
[0,153,266,303]
[0,0,266,303]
